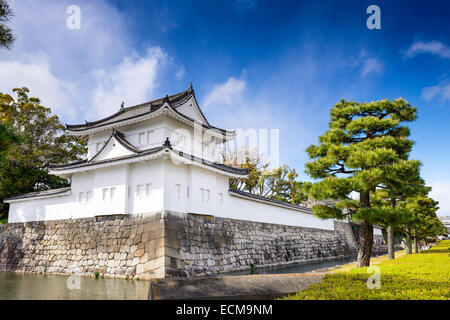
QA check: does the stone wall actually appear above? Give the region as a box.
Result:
[0,211,392,279]
[164,211,355,276]
[0,213,168,279]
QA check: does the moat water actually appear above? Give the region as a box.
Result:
[0,272,150,300]
[0,256,357,299]
[221,255,357,276]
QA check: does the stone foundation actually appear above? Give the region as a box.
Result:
[0,211,389,279]
[166,212,354,276]
[0,213,168,279]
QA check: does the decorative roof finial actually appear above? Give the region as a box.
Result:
[189,82,193,92]
[120,101,124,109]
[163,95,169,103]
[163,137,171,148]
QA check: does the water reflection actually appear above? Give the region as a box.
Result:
[0,272,150,300]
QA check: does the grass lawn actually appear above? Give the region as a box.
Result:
[283,240,450,300]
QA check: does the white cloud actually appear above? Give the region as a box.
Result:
[0,0,179,123]
[347,50,382,77]
[175,67,186,79]
[422,81,450,101]
[430,181,450,217]
[203,76,246,109]
[92,47,167,118]
[0,55,76,118]
[403,40,450,59]
[361,58,383,77]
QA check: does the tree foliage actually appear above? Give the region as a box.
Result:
[224,148,307,205]
[305,98,417,266]
[0,0,14,49]
[0,88,87,217]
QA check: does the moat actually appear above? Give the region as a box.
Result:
[0,256,358,300]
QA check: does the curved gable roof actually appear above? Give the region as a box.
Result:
[65,84,229,135]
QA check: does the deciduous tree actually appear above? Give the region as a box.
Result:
[0,88,87,217]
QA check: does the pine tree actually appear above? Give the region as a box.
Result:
[305,98,417,267]
[373,159,426,258]
[0,0,14,49]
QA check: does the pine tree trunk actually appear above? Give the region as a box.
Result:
[405,225,412,255]
[388,225,395,259]
[357,191,373,267]
[414,236,420,254]
[357,221,373,267]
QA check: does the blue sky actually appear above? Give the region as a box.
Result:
[1,0,449,215]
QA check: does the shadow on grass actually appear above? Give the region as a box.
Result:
[419,248,450,254]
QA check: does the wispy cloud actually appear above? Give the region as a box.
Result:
[348,50,383,77]
[203,76,246,109]
[233,0,258,11]
[403,40,450,59]
[422,80,450,101]
[361,58,383,77]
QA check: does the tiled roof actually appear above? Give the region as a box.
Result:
[49,137,248,176]
[65,84,231,134]
[4,187,71,202]
[228,189,312,212]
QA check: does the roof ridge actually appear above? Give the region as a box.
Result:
[66,87,192,129]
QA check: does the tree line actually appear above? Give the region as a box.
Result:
[228,98,447,267]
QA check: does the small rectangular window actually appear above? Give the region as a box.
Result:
[146,183,152,196]
[137,184,144,197]
[79,192,85,203]
[175,184,181,199]
[187,186,190,198]
[102,188,109,200]
[218,193,223,206]
[139,132,147,145]
[86,191,93,202]
[200,188,204,202]
[110,187,116,199]
[205,189,210,202]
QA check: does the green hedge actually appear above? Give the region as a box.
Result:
[284,240,450,300]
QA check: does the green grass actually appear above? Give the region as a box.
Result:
[0,218,7,224]
[283,240,450,300]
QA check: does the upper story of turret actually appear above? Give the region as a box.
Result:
[66,84,236,162]
[48,84,247,179]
